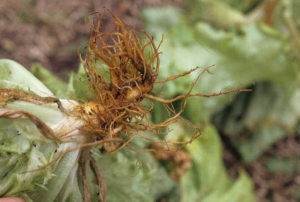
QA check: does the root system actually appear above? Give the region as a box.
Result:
[0,12,251,151]
[0,11,252,202]
[75,11,251,152]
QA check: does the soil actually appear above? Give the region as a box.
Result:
[0,0,183,79]
[223,133,300,202]
[0,1,298,201]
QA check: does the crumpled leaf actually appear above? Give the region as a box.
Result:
[0,60,90,202]
[168,123,255,202]
[0,59,82,201]
[92,151,175,202]
[212,82,291,162]
[142,6,300,167]
[142,7,298,124]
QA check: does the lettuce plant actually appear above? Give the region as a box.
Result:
[0,59,84,201]
[0,12,252,202]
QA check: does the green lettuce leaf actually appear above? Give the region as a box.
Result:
[0,59,176,201]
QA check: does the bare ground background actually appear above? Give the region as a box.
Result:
[0,0,183,79]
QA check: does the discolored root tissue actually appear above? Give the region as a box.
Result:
[0,11,251,202]
[74,11,251,151]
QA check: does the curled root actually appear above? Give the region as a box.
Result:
[76,11,251,152]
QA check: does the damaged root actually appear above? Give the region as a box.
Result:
[76,11,251,152]
[0,11,251,153]
[152,145,192,181]
[79,148,107,202]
